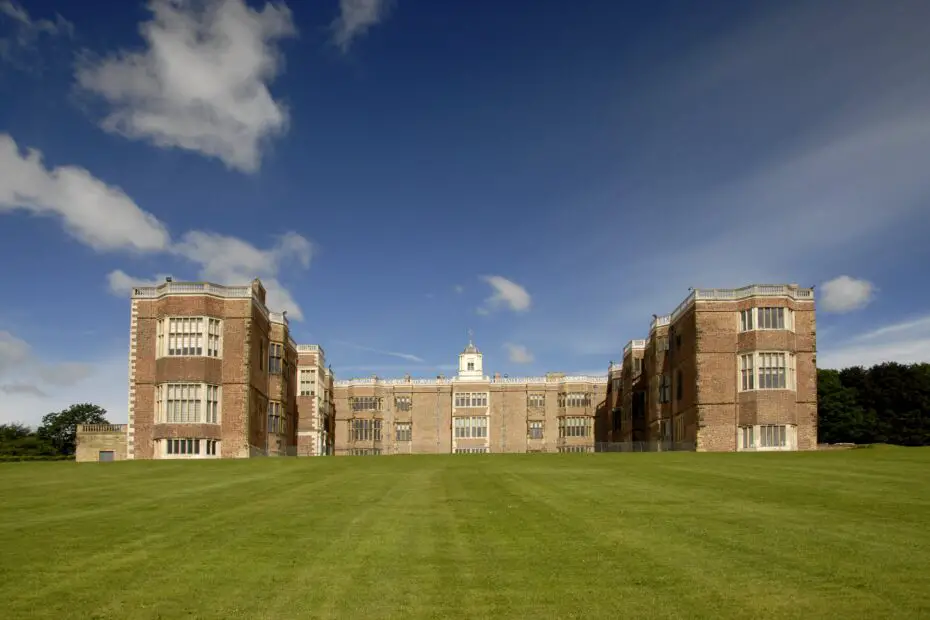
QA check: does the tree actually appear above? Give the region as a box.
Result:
[0,423,56,457]
[37,403,109,456]
[817,369,873,444]
[0,423,31,443]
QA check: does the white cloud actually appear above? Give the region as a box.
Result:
[0,133,313,319]
[75,0,297,173]
[332,0,391,52]
[479,275,531,314]
[818,313,930,370]
[107,270,171,296]
[503,343,534,364]
[0,134,171,252]
[819,276,875,313]
[454,285,464,294]
[168,230,312,319]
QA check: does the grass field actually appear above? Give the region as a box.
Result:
[1,447,929,619]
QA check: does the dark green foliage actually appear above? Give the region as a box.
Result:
[37,403,109,456]
[818,363,930,446]
[1,403,109,459]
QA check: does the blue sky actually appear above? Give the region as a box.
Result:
[2,0,930,425]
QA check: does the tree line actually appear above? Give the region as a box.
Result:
[0,403,109,461]
[817,362,930,446]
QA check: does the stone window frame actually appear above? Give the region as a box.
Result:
[737,424,796,452]
[558,416,591,438]
[351,418,382,442]
[527,420,544,440]
[156,316,223,359]
[155,382,222,424]
[738,351,797,392]
[527,393,545,408]
[299,368,315,396]
[453,416,488,438]
[268,400,286,435]
[395,422,412,442]
[558,392,591,408]
[739,307,795,333]
[349,396,382,412]
[268,342,284,374]
[159,438,221,459]
[454,392,488,408]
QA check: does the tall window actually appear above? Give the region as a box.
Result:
[299,369,314,396]
[351,419,382,441]
[454,392,488,408]
[658,375,671,404]
[157,317,222,358]
[454,416,488,438]
[656,336,669,351]
[528,420,544,440]
[268,401,283,434]
[527,393,545,408]
[758,352,787,389]
[739,352,795,391]
[269,343,283,374]
[740,354,754,390]
[760,424,787,448]
[395,396,412,411]
[558,393,590,408]
[676,370,683,401]
[739,307,792,332]
[674,415,685,442]
[350,396,382,412]
[740,426,754,450]
[559,417,591,438]
[632,358,643,374]
[467,362,474,371]
[395,422,412,442]
[156,383,221,424]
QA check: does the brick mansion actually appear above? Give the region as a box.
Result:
[76,279,817,461]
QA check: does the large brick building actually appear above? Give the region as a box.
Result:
[76,279,816,460]
[332,339,608,455]
[80,278,318,460]
[611,284,817,452]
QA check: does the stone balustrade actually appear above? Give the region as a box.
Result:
[77,424,127,433]
[670,284,814,324]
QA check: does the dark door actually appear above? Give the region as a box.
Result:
[98,450,115,462]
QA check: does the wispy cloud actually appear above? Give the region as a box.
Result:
[75,0,296,173]
[1,133,312,319]
[0,1,72,68]
[819,276,875,313]
[331,0,391,53]
[334,340,424,363]
[818,313,930,370]
[503,343,534,364]
[519,0,930,357]
[0,330,97,413]
[478,275,531,314]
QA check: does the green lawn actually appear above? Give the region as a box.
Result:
[1,448,929,619]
